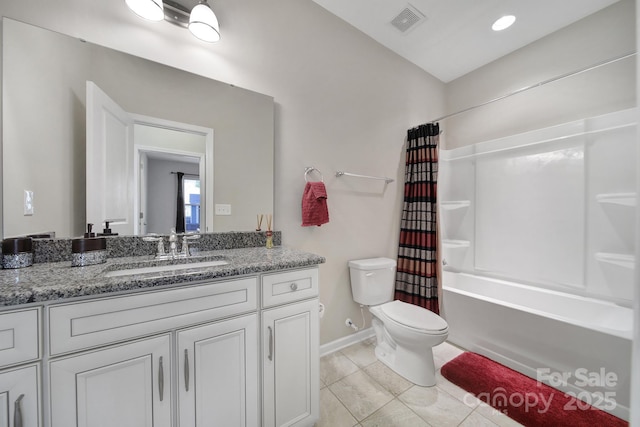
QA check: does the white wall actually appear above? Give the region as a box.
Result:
[444,0,636,149]
[0,0,444,344]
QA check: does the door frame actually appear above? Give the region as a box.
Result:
[131,114,214,235]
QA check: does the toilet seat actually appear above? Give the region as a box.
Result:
[379,300,448,334]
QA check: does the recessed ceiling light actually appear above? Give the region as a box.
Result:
[492,15,516,31]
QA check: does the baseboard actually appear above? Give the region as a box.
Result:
[320,327,375,357]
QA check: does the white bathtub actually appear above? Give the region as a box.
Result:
[442,272,632,421]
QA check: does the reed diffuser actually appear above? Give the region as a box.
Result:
[256,214,263,231]
[265,214,273,249]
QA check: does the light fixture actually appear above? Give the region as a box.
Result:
[126,0,221,43]
[492,15,516,32]
[189,0,221,43]
[125,0,164,21]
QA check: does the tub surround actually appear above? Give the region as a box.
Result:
[440,108,636,303]
[439,110,636,422]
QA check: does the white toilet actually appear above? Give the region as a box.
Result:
[348,257,449,386]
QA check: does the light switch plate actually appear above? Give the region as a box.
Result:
[215,204,231,215]
[24,190,34,215]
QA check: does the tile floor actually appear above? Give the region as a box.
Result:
[318,339,524,427]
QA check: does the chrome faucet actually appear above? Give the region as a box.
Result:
[181,234,201,257]
[168,228,178,258]
[144,229,200,259]
[142,234,166,258]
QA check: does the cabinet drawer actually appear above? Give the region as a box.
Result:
[0,308,40,368]
[262,268,318,307]
[49,277,257,356]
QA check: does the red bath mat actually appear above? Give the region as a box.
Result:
[440,352,628,427]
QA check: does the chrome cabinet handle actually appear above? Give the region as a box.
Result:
[290,282,298,291]
[267,326,273,361]
[158,356,164,402]
[14,394,24,427]
[184,349,190,392]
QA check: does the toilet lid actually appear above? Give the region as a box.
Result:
[380,300,448,332]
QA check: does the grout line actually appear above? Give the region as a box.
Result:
[321,341,476,427]
[456,410,474,426]
[327,385,360,425]
[331,341,423,426]
[331,342,394,424]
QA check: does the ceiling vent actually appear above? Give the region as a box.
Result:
[390,4,426,34]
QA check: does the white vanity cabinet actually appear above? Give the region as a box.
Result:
[261,268,320,427]
[0,307,42,427]
[0,262,321,427]
[177,314,258,426]
[47,277,258,427]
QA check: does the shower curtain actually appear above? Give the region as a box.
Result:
[395,123,440,314]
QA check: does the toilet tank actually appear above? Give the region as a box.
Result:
[348,258,397,305]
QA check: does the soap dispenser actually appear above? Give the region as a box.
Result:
[98,221,119,237]
[71,236,107,267]
[84,223,96,238]
[72,223,107,267]
[1,237,33,269]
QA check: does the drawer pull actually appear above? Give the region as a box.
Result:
[14,394,24,427]
[184,349,190,392]
[159,356,165,402]
[290,282,298,291]
[267,326,274,361]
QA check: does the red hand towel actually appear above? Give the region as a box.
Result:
[301,182,329,227]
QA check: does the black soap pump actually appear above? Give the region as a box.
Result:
[84,223,96,238]
[98,221,119,237]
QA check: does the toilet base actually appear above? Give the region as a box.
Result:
[374,342,437,387]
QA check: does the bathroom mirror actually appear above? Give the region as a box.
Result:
[2,18,274,238]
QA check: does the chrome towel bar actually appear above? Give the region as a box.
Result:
[336,171,394,184]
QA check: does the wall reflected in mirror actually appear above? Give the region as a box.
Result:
[2,18,274,239]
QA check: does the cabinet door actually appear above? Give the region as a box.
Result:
[178,314,258,426]
[0,364,40,427]
[263,299,319,427]
[49,335,171,427]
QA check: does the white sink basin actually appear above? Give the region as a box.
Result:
[104,259,229,278]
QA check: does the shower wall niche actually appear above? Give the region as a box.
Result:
[439,108,636,302]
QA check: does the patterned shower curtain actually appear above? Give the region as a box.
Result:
[395,123,440,314]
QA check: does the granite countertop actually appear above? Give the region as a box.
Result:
[0,246,325,307]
